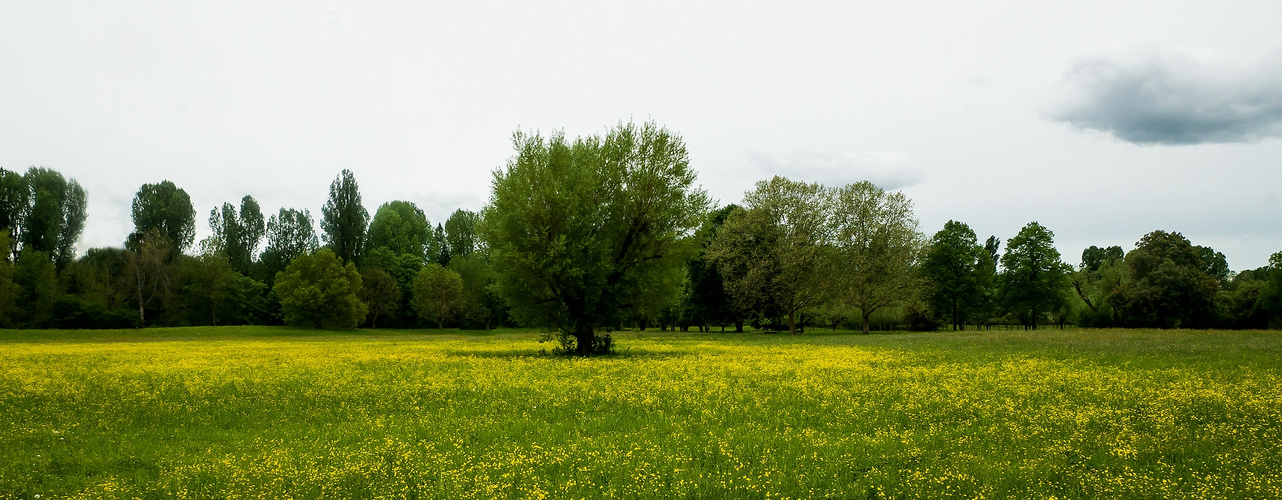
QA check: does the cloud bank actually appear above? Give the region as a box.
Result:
[1049,41,1282,145]
[747,149,922,190]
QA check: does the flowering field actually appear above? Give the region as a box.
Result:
[2,327,1280,499]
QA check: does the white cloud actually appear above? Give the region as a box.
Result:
[746,149,922,190]
[1048,40,1282,145]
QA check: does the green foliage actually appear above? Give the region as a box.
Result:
[708,177,827,335]
[483,120,709,354]
[125,229,176,326]
[272,248,367,329]
[48,295,138,329]
[358,267,401,328]
[131,180,196,258]
[432,223,448,266]
[923,220,991,331]
[365,200,431,260]
[1258,252,1282,328]
[0,168,28,260]
[681,205,740,332]
[1109,231,1219,328]
[0,167,88,273]
[182,253,237,326]
[411,263,464,329]
[447,253,504,329]
[444,209,480,258]
[320,169,369,266]
[261,208,319,283]
[1080,245,1124,272]
[13,250,58,327]
[829,181,926,334]
[0,233,17,324]
[998,222,1072,328]
[207,196,265,275]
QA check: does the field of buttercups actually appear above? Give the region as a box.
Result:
[2,327,1280,499]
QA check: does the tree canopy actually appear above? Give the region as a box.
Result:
[321,169,369,266]
[830,181,925,334]
[366,200,431,260]
[483,120,709,354]
[131,180,195,258]
[998,222,1071,329]
[923,220,992,331]
[272,248,367,329]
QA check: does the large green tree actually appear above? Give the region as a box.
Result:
[682,205,740,332]
[411,263,464,329]
[0,169,28,260]
[0,167,87,272]
[358,266,401,329]
[830,181,926,334]
[321,169,369,265]
[923,220,989,331]
[1109,231,1219,328]
[483,121,709,354]
[132,180,196,258]
[261,208,319,282]
[708,177,828,335]
[365,200,431,260]
[448,253,504,330]
[444,209,480,258]
[272,248,367,329]
[998,222,1071,329]
[207,195,265,275]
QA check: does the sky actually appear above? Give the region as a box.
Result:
[2,1,1281,270]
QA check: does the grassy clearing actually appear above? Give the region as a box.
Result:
[1,327,1280,499]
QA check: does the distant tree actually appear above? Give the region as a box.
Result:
[208,195,266,275]
[272,248,367,329]
[125,230,174,326]
[365,200,431,259]
[923,220,988,331]
[320,169,369,265]
[682,205,739,331]
[412,263,464,329]
[483,121,709,354]
[261,208,319,282]
[1197,245,1231,282]
[1257,251,1282,328]
[830,181,926,334]
[14,250,58,327]
[183,252,236,326]
[1109,231,1219,328]
[0,167,88,273]
[433,223,449,266]
[998,222,1072,329]
[0,169,28,260]
[132,180,196,258]
[0,232,19,324]
[708,177,827,335]
[444,209,480,258]
[1071,245,1127,325]
[1080,245,1125,272]
[359,267,401,329]
[448,253,504,329]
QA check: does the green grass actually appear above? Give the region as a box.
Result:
[2,327,1280,499]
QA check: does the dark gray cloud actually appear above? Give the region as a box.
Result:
[1049,41,1282,145]
[747,149,922,190]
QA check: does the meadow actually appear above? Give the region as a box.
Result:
[1,327,1280,499]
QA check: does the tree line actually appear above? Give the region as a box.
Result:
[3,121,1281,348]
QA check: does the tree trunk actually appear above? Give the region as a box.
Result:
[734,320,743,333]
[862,311,871,334]
[787,310,796,335]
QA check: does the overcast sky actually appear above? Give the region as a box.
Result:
[3,1,1281,269]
